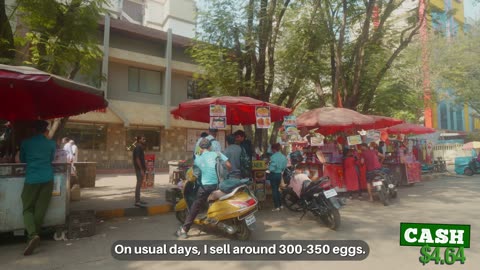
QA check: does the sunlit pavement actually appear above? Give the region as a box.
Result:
[1,175,479,270]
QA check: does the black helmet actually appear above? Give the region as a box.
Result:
[290,151,303,164]
[199,138,212,149]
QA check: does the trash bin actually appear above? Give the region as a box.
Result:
[168,160,180,184]
[75,162,97,188]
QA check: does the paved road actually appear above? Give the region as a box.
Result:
[1,175,479,270]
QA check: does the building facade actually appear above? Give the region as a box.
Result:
[424,0,480,131]
[105,0,196,38]
[65,1,229,169]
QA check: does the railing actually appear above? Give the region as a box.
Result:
[432,143,471,165]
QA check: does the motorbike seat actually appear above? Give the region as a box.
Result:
[300,180,312,196]
[219,185,247,201]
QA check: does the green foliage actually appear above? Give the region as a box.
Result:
[370,40,425,123]
[429,22,480,113]
[190,0,255,97]
[16,0,108,80]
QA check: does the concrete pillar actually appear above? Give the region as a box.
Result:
[164,28,172,129]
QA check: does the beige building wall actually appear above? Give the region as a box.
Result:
[106,0,196,38]
[76,124,193,169]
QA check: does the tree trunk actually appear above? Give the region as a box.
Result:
[0,0,15,61]
[349,0,376,110]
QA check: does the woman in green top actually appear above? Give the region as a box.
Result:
[268,143,288,211]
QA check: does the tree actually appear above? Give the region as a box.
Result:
[310,0,427,112]
[0,0,107,159]
[368,40,425,123]
[192,0,428,150]
[191,0,291,149]
[0,0,15,63]
[16,0,107,140]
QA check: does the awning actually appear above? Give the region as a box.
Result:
[71,99,210,129]
[69,107,123,124]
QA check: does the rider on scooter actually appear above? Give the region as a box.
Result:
[175,138,231,239]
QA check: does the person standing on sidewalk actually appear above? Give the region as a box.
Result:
[223,134,242,179]
[20,120,56,256]
[268,143,288,211]
[133,136,147,207]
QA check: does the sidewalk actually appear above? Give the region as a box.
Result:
[70,170,457,220]
[70,173,177,219]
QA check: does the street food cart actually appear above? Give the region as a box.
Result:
[0,64,108,238]
[0,163,70,236]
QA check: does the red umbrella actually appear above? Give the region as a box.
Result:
[367,115,404,129]
[296,107,375,135]
[386,123,436,135]
[171,96,292,125]
[0,64,107,120]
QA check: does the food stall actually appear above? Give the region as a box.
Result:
[382,124,436,185]
[0,64,108,237]
[0,163,70,234]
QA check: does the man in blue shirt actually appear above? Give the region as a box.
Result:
[223,134,242,179]
[268,143,288,211]
[20,120,56,256]
[176,138,231,239]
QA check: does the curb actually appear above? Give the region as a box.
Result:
[421,172,450,181]
[95,203,173,219]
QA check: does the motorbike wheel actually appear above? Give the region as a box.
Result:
[391,189,398,199]
[235,221,251,241]
[319,208,341,230]
[175,209,188,224]
[464,168,474,176]
[282,190,302,212]
[378,186,389,206]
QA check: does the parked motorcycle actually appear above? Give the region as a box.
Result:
[282,174,343,230]
[172,169,258,240]
[369,169,398,206]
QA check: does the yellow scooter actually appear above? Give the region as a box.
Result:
[174,168,258,240]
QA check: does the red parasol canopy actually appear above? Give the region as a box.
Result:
[386,123,436,135]
[296,107,375,135]
[367,115,404,129]
[170,96,292,125]
[0,64,108,121]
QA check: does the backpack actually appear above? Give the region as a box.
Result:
[239,146,252,178]
[215,153,227,183]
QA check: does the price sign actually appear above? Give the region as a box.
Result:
[419,245,466,265]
